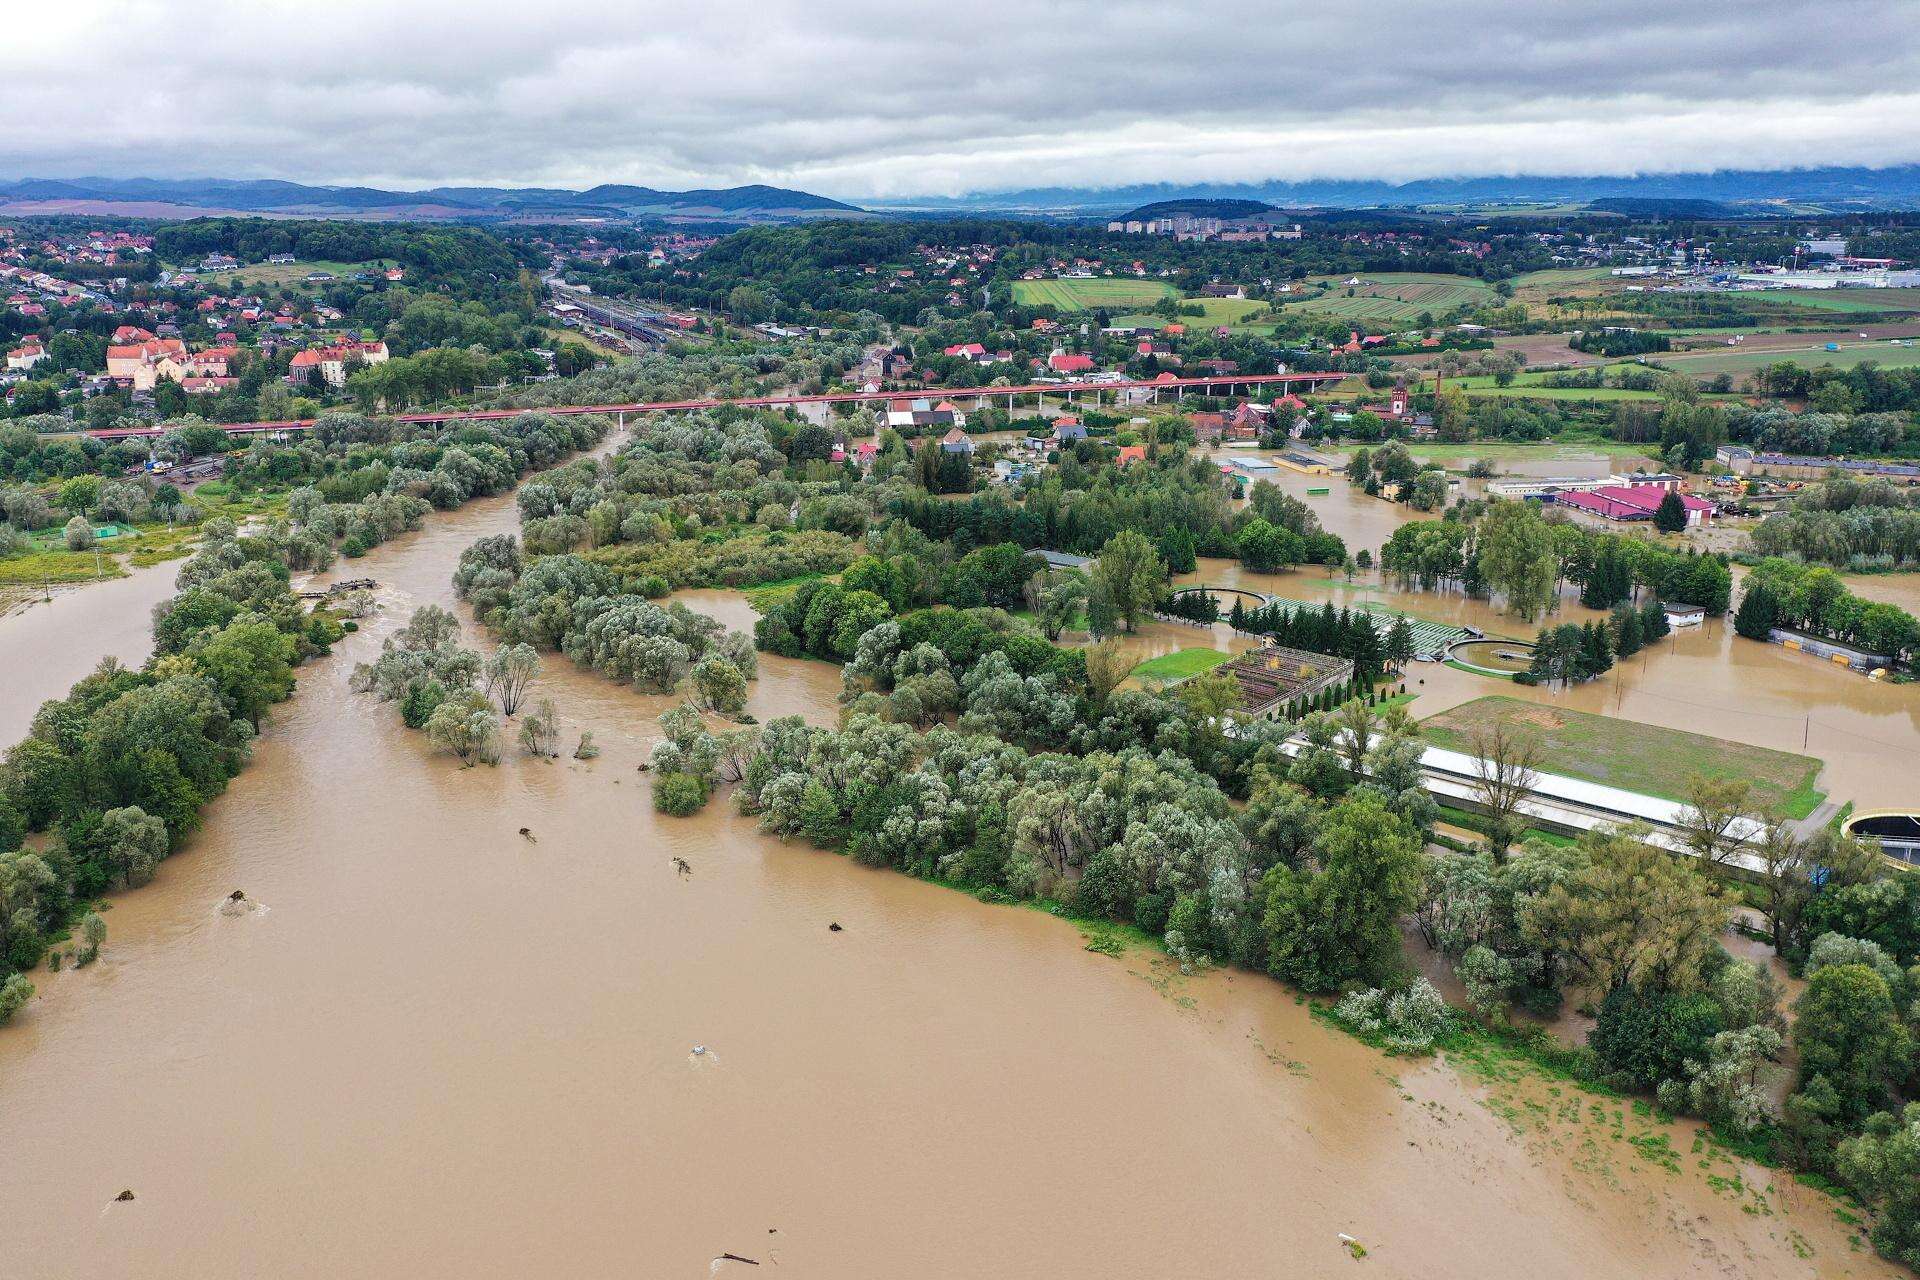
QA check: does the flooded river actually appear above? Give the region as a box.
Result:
[0,468,1904,1278]
[0,558,176,744]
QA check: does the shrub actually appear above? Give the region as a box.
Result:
[653,771,711,816]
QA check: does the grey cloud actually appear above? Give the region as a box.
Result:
[3,0,1917,197]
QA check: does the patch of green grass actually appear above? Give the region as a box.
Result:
[1419,695,1826,814]
[1444,658,1516,681]
[0,548,127,585]
[1010,276,1176,312]
[742,572,829,611]
[1436,803,1576,849]
[1129,648,1235,682]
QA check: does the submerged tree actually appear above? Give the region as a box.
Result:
[483,643,542,717]
[518,697,561,758]
[426,688,501,766]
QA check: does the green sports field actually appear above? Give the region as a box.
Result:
[1278,273,1499,326]
[1010,277,1177,311]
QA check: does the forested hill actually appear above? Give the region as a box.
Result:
[1119,198,1276,221]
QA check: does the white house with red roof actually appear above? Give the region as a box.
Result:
[287,339,389,388]
[6,339,48,372]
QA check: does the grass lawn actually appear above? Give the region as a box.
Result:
[1129,648,1234,682]
[1010,277,1176,312]
[1418,695,1826,817]
[219,259,395,292]
[0,492,285,585]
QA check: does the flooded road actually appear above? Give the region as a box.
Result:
[0,474,1901,1278]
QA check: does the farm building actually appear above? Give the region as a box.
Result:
[1717,446,1920,484]
[1554,484,1714,528]
[1664,604,1707,629]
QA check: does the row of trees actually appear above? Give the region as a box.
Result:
[1379,503,1732,621]
[454,538,757,705]
[1734,558,1920,664]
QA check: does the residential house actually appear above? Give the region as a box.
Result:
[1047,350,1096,375]
[939,427,975,455]
[6,340,48,372]
[1052,416,1088,443]
[1188,411,1226,443]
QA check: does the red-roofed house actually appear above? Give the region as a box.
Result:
[1115,444,1147,466]
[286,340,390,388]
[1188,411,1226,443]
[1047,351,1095,375]
[6,339,48,372]
[943,342,986,360]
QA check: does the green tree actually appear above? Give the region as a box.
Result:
[1837,1103,1920,1270]
[1477,502,1559,622]
[63,514,95,551]
[1648,489,1686,534]
[1259,790,1424,993]
[192,620,297,724]
[1090,530,1168,634]
[1792,963,1910,1128]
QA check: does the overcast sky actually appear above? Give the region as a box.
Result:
[5,1,1918,199]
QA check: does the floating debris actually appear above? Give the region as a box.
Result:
[115,1189,135,1202]
[828,922,843,932]
[518,828,537,843]
[1339,1233,1367,1260]
[673,857,692,878]
[712,1254,759,1269]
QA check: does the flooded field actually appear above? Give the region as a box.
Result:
[0,474,1899,1278]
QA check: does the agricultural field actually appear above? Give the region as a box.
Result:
[1277,272,1498,326]
[1010,276,1176,311]
[1113,296,1276,332]
[1418,695,1826,817]
[1738,287,1920,316]
[1657,339,1920,378]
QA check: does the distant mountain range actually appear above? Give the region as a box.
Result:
[869,166,1920,214]
[0,176,862,222]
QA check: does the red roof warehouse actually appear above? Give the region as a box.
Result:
[1555,485,1714,527]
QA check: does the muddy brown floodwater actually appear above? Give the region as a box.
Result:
[0,557,177,744]
[0,473,1902,1279]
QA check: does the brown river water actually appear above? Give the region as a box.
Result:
[0,458,1906,1278]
